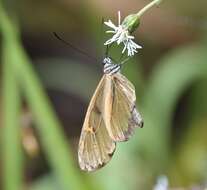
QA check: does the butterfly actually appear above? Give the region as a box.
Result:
[78,57,143,172]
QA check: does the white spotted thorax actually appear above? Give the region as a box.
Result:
[102,57,121,75]
[104,11,142,57]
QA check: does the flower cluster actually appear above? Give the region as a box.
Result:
[104,0,163,57]
[104,11,142,57]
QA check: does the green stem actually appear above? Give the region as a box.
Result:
[136,0,163,18]
[2,37,23,190]
[0,3,92,190]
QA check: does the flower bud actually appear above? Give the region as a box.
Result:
[121,14,140,33]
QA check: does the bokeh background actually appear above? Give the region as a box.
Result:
[0,0,207,190]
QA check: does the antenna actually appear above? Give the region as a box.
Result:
[53,32,97,62]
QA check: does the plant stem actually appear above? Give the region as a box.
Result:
[2,36,23,190]
[136,0,163,18]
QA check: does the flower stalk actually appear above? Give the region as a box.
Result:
[136,0,163,18]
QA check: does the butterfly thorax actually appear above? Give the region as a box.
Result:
[103,57,121,75]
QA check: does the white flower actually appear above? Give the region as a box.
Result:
[104,11,142,56]
[153,175,169,190]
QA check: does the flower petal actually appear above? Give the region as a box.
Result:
[104,20,117,30]
[118,11,121,26]
[106,30,116,33]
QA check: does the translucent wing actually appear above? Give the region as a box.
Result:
[104,73,143,142]
[78,76,116,171]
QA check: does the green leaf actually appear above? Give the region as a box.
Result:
[1,36,23,190]
[0,4,94,190]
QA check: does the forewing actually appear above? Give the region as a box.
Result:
[105,73,143,142]
[78,76,116,172]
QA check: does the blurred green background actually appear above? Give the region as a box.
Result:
[0,0,207,190]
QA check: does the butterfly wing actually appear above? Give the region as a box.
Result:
[78,76,116,171]
[104,73,143,142]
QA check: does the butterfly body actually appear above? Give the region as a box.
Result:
[78,57,143,171]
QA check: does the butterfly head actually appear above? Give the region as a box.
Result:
[102,57,121,75]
